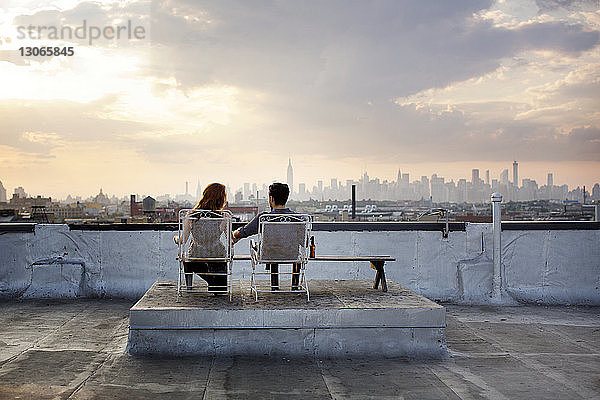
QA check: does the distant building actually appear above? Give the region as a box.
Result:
[592,183,600,200]
[421,176,430,198]
[330,178,338,191]
[143,196,156,213]
[471,169,480,184]
[401,173,409,187]
[84,203,102,217]
[130,195,143,216]
[298,183,306,200]
[457,179,467,203]
[500,169,509,184]
[156,194,171,203]
[521,179,538,201]
[234,191,243,203]
[430,174,446,202]
[93,188,110,205]
[175,182,195,203]
[9,194,52,208]
[14,187,27,198]
[196,180,202,200]
[513,161,519,187]
[287,158,294,195]
[154,207,178,222]
[0,180,6,203]
[47,202,85,222]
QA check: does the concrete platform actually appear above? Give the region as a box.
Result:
[126,280,446,358]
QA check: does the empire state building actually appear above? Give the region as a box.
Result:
[287,158,294,195]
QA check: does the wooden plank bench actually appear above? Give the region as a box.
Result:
[233,255,395,292]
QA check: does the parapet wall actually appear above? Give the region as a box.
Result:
[0,222,598,305]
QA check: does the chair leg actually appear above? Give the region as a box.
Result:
[253,264,258,301]
[228,260,233,302]
[302,262,309,302]
[183,262,193,290]
[305,279,310,302]
[270,264,279,290]
[184,264,193,290]
[177,262,182,296]
[250,261,257,300]
[291,263,300,290]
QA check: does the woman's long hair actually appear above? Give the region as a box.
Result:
[194,183,227,211]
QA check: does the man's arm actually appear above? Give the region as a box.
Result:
[232,213,261,243]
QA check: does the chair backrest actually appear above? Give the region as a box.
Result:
[178,209,232,261]
[258,214,311,263]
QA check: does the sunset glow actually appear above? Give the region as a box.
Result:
[1,0,599,198]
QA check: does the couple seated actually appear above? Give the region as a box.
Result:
[176,182,310,299]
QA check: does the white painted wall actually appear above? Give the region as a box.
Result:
[0,224,598,304]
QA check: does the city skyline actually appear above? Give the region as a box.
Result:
[2,158,598,203]
[1,1,599,199]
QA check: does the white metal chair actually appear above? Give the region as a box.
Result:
[249,214,312,301]
[177,209,233,301]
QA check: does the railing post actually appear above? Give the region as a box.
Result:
[351,185,356,220]
[491,193,503,300]
[595,204,599,222]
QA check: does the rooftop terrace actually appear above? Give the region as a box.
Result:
[0,298,598,399]
[0,219,598,398]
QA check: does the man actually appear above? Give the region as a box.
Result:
[232,182,301,290]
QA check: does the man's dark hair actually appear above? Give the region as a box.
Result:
[269,183,289,206]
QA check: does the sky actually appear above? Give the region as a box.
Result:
[0,0,599,199]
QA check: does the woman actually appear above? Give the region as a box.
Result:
[174,183,228,292]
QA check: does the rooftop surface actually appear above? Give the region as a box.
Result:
[0,299,598,399]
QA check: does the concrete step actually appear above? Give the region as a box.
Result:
[126,280,446,358]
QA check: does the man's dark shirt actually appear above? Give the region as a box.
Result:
[237,208,295,239]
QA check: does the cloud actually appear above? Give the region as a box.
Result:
[248,88,600,164]
[515,21,599,53]
[117,0,599,166]
[2,0,599,177]
[0,95,157,157]
[0,49,30,65]
[535,0,600,12]
[0,92,243,165]
[9,1,600,102]
[143,1,599,99]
